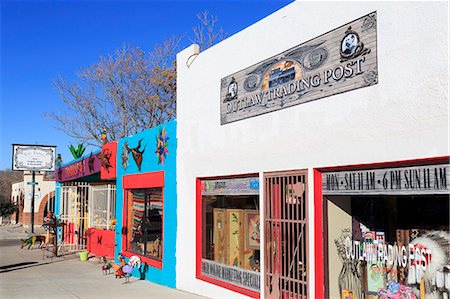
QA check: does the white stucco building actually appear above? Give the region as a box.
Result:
[176,2,448,299]
[11,171,56,227]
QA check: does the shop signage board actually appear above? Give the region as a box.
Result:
[12,144,56,171]
[202,259,260,291]
[322,164,450,195]
[201,177,260,196]
[220,12,378,124]
[56,152,101,182]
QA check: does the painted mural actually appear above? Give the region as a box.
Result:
[56,151,101,182]
[155,126,169,165]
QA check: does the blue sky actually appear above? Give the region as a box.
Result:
[0,0,292,170]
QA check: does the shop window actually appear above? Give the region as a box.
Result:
[198,176,261,295]
[126,188,163,261]
[325,194,450,299]
[89,184,116,230]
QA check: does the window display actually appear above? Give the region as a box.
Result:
[323,163,450,299]
[126,188,163,260]
[89,184,116,230]
[200,176,261,292]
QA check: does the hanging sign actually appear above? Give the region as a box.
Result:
[220,12,378,124]
[12,144,56,171]
[322,164,450,195]
[56,152,101,182]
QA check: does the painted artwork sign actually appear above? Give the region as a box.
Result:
[100,141,117,180]
[323,164,449,195]
[12,144,56,171]
[244,211,260,250]
[56,152,101,182]
[201,177,260,196]
[202,259,260,291]
[220,12,377,124]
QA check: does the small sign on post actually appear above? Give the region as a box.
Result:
[12,144,57,234]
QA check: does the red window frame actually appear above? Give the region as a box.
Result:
[122,171,164,269]
[196,173,260,299]
[313,156,449,298]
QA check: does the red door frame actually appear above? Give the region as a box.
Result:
[313,155,449,298]
[196,173,260,299]
[121,171,164,269]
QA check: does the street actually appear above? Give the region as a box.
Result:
[0,226,209,299]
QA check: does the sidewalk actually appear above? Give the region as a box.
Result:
[0,224,29,239]
[0,232,209,299]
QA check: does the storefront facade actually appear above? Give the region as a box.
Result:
[114,121,177,288]
[176,2,448,299]
[54,121,177,287]
[55,148,116,257]
[315,158,449,299]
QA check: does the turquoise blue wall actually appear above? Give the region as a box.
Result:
[54,182,62,242]
[115,121,177,288]
[54,182,62,216]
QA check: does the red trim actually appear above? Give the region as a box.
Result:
[197,275,260,299]
[121,188,127,261]
[121,171,165,270]
[123,171,164,189]
[313,155,449,299]
[197,172,259,180]
[195,179,202,278]
[313,169,324,299]
[195,176,260,298]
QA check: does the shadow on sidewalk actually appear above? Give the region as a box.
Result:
[0,261,37,270]
[0,258,70,274]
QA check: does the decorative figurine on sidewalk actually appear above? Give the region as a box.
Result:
[123,255,141,283]
[113,253,126,278]
[101,256,112,275]
[20,235,46,249]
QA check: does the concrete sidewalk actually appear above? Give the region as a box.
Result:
[0,224,30,239]
[0,236,209,299]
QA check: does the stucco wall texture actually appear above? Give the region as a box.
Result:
[176,2,448,299]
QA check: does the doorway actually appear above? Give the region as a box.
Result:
[264,170,308,299]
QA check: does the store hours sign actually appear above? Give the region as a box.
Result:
[220,12,378,124]
[323,164,450,195]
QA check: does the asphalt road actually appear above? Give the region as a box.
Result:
[0,229,209,299]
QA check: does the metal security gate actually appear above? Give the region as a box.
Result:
[89,184,116,229]
[60,182,89,251]
[264,171,308,299]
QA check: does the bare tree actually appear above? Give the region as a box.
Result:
[191,11,226,51]
[46,12,225,147]
[46,37,181,146]
[0,170,23,203]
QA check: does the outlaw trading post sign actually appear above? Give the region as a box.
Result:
[220,12,378,124]
[12,144,56,171]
